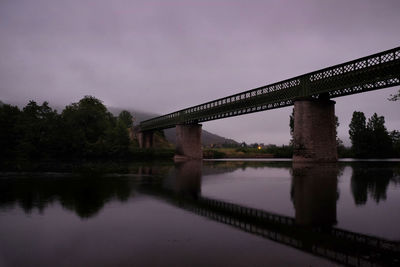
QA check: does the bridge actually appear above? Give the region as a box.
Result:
[138,46,400,162]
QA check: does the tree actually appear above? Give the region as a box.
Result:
[390,130,400,156]
[388,89,400,101]
[17,101,61,159]
[64,96,114,143]
[118,110,133,128]
[61,96,116,157]
[349,111,369,157]
[0,96,139,162]
[367,113,392,157]
[349,111,394,158]
[104,120,131,157]
[0,104,22,161]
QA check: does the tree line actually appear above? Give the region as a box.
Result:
[349,111,400,158]
[0,96,136,165]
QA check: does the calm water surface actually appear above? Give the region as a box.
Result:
[0,160,399,266]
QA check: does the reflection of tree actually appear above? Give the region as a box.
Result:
[350,163,394,205]
[393,166,400,184]
[0,175,136,218]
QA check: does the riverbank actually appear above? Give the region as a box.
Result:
[203,147,292,159]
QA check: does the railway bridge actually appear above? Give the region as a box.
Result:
[139,47,400,162]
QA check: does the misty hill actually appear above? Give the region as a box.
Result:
[107,107,158,124]
[108,107,238,146]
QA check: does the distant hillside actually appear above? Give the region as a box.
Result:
[107,107,158,124]
[163,128,238,146]
[109,106,238,146]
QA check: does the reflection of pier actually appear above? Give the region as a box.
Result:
[140,161,400,267]
[292,163,338,226]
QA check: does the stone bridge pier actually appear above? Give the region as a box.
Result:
[175,124,202,160]
[137,124,203,160]
[138,131,154,149]
[293,98,337,162]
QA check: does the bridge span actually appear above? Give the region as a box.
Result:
[139,47,400,161]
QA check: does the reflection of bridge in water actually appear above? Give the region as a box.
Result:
[140,161,400,267]
[1,161,399,265]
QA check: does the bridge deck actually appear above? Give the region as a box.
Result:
[140,47,400,131]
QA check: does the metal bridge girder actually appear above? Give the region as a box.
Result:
[140,47,400,131]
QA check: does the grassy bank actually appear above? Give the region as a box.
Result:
[203,146,293,159]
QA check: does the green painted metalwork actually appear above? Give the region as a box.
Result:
[140,47,400,131]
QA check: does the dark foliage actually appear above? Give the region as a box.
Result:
[264,144,293,158]
[118,110,134,128]
[203,149,227,159]
[0,96,154,168]
[349,111,397,158]
[388,89,400,101]
[0,174,136,218]
[350,163,395,205]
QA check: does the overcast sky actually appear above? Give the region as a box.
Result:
[1,0,399,145]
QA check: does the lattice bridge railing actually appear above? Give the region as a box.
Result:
[140,47,400,131]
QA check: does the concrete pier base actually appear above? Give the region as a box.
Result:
[293,98,337,162]
[175,124,202,160]
[138,131,154,149]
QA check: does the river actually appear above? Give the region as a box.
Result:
[0,160,399,266]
